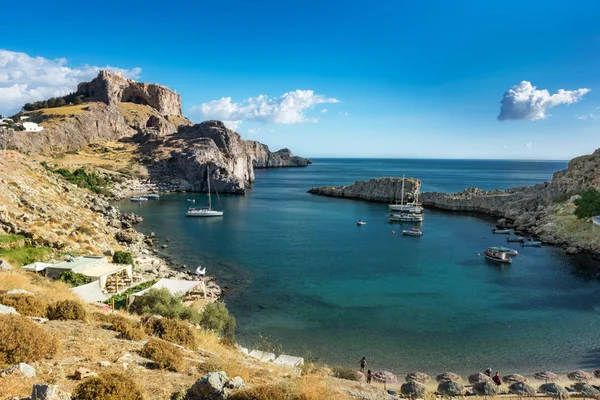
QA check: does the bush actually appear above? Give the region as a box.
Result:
[129,288,201,324]
[332,366,360,381]
[46,300,87,321]
[574,188,600,219]
[101,313,146,341]
[142,316,197,349]
[72,372,144,400]
[51,167,112,195]
[0,294,49,317]
[141,338,184,371]
[200,302,236,341]
[104,280,156,310]
[58,271,91,287]
[230,385,289,400]
[0,315,59,368]
[112,251,134,265]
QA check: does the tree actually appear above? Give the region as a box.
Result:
[574,188,600,219]
[199,302,236,340]
[56,98,66,107]
[112,251,134,265]
[73,96,84,105]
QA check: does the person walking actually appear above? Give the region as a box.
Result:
[367,369,372,384]
[359,357,367,372]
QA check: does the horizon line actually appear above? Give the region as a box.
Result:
[305,156,569,162]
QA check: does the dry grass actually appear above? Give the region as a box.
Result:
[200,356,253,383]
[0,315,59,368]
[141,338,184,372]
[72,371,144,400]
[230,376,349,400]
[0,271,79,303]
[46,299,87,321]
[0,293,50,317]
[142,316,197,349]
[94,312,147,341]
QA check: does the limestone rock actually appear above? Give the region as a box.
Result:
[31,384,71,400]
[0,362,36,378]
[97,361,111,368]
[188,371,229,399]
[309,177,421,203]
[74,367,98,380]
[0,304,19,315]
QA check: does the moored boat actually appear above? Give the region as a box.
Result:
[402,228,423,237]
[388,174,424,222]
[145,193,160,199]
[388,212,424,222]
[130,196,148,202]
[521,240,542,247]
[506,236,524,242]
[186,165,224,218]
[492,246,519,256]
[491,228,511,234]
[484,247,512,264]
[357,219,367,226]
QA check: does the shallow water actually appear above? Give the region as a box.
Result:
[116,159,600,375]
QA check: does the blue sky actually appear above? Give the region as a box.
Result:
[1,0,599,159]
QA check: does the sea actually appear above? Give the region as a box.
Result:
[115,159,600,376]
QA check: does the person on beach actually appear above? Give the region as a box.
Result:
[484,368,492,377]
[359,357,367,372]
[492,372,502,386]
[367,369,372,384]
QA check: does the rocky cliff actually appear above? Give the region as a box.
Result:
[308,177,420,202]
[245,142,311,168]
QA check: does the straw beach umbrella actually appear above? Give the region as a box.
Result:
[593,369,600,379]
[469,372,493,385]
[372,370,397,384]
[573,383,600,398]
[539,383,570,399]
[406,372,431,383]
[508,382,537,397]
[436,372,463,383]
[567,370,594,382]
[473,381,499,397]
[502,374,529,384]
[438,381,465,398]
[401,381,427,399]
[535,371,559,383]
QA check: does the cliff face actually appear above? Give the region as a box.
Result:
[77,70,183,117]
[308,177,420,202]
[245,142,311,168]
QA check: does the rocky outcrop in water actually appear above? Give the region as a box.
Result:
[308,177,420,202]
[245,142,311,168]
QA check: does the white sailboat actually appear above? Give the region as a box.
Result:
[389,176,423,213]
[388,174,424,222]
[186,166,224,217]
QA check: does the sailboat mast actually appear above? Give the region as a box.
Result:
[401,174,405,206]
[207,165,212,210]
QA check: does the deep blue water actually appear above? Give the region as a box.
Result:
[116,158,600,375]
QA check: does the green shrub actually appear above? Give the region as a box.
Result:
[0,315,59,368]
[332,366,360,381]
[141,338,184,371]
[104,280,156,310]
[112,251,134,265]
[0,234,24,244]
[574,188,600,219]
[0,294,49,317]
[129,288,201,324]
[200,302,236,341]
[51,167,112,195]
[0,245,52,267]
[142,316,197,349]
[58,271,91,287]
[46,300,87,321]
[99,313,146,341]
[72,372,144,400]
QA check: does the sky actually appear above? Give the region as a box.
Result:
[1,0,599,160]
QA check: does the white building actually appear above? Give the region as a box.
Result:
[22,121,44,132]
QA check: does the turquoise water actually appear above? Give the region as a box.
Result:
[116,159,600,375]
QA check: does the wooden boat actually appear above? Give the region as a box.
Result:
[506,236,524,242]
[491,229,511,234]
[484,248,512,264]
[402,228,423,237]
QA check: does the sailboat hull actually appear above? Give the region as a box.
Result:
[187,209,224,217]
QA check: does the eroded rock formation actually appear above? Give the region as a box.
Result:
[308,177,420,202]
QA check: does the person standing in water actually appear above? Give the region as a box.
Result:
[367,369,372,384]
[359,357,367,372]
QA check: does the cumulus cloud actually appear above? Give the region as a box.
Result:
[0,49,141,115]
[222,120,242,131]
[321,108,328,113]
[498,81,590,121]
[192,90,339,125]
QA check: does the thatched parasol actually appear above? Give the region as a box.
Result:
[534,371,559,382]
[406,372,431,383]
[567,370,594,382]
[594,369,600,379]
[473,381,499,397]
[436,372,463,383]
[573,383,600,398]
[502,374,529,384]
[401,381,427,399]
[469,372,493,385]
[438,381,465,398]
[508,382,537,397]
[539,383,570,399]
[372,370,398,384]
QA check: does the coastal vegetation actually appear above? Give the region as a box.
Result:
[0,315,59,368]
[141,338,185,371]
[0,244,52,267]
[72,372,144,400]
[0,293,49,317]
[21,92,85,112]
[574,188,600,219]
[0,234,24,244]
[58,270,92,287]
[49,166,113,196]
[112,250,134,265]
[46,299,87,321]
[104,279,156,309]
[142,316,198,349]
[199,301,237,341]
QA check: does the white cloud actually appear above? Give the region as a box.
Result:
[247,128,260,135]
[321,108,328,113]
[524,141,532,148]
[192,90,339,125]
[498,81,590,121]
[0,49,141,115]
[590,113,597,119]
[339,111,350,116]
[222,120,242,131]
[577,114,587,120]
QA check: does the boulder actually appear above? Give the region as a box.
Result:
[31,384,71,400]
[0,362,36,378]
[0,259,13,271]
[593,369,600,379]
[401,381,427,399]
[508,382,537,397]
[97,361,111,368]
[473,381,499,396]
[74,367,98,380]
[188,371,229,400]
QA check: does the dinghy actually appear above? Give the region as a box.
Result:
[491,228,511,234]
[402,228,423,237]
[357,220,367,226]
[506,236,524,242]
[484,247,512,264]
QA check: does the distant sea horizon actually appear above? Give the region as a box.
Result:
[117,158,600,376]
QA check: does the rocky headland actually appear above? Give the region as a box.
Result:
[1,70,310,194]
[309,149,600,253]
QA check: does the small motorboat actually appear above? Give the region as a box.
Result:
[484,247,512,264]
[187,199,195,202]
[402,228,423,237]
[145,193,160,199]
[506,236,524,242]
[521,240,542,247]
[492,246,519,256]
[357,220,367,226]
[129,196,148,202]
[195,266,206,276]
[491,228,511,234]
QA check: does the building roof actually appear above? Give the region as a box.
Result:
[22,262,52,272]
[47,256,106,272]
[81,263,130,279]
